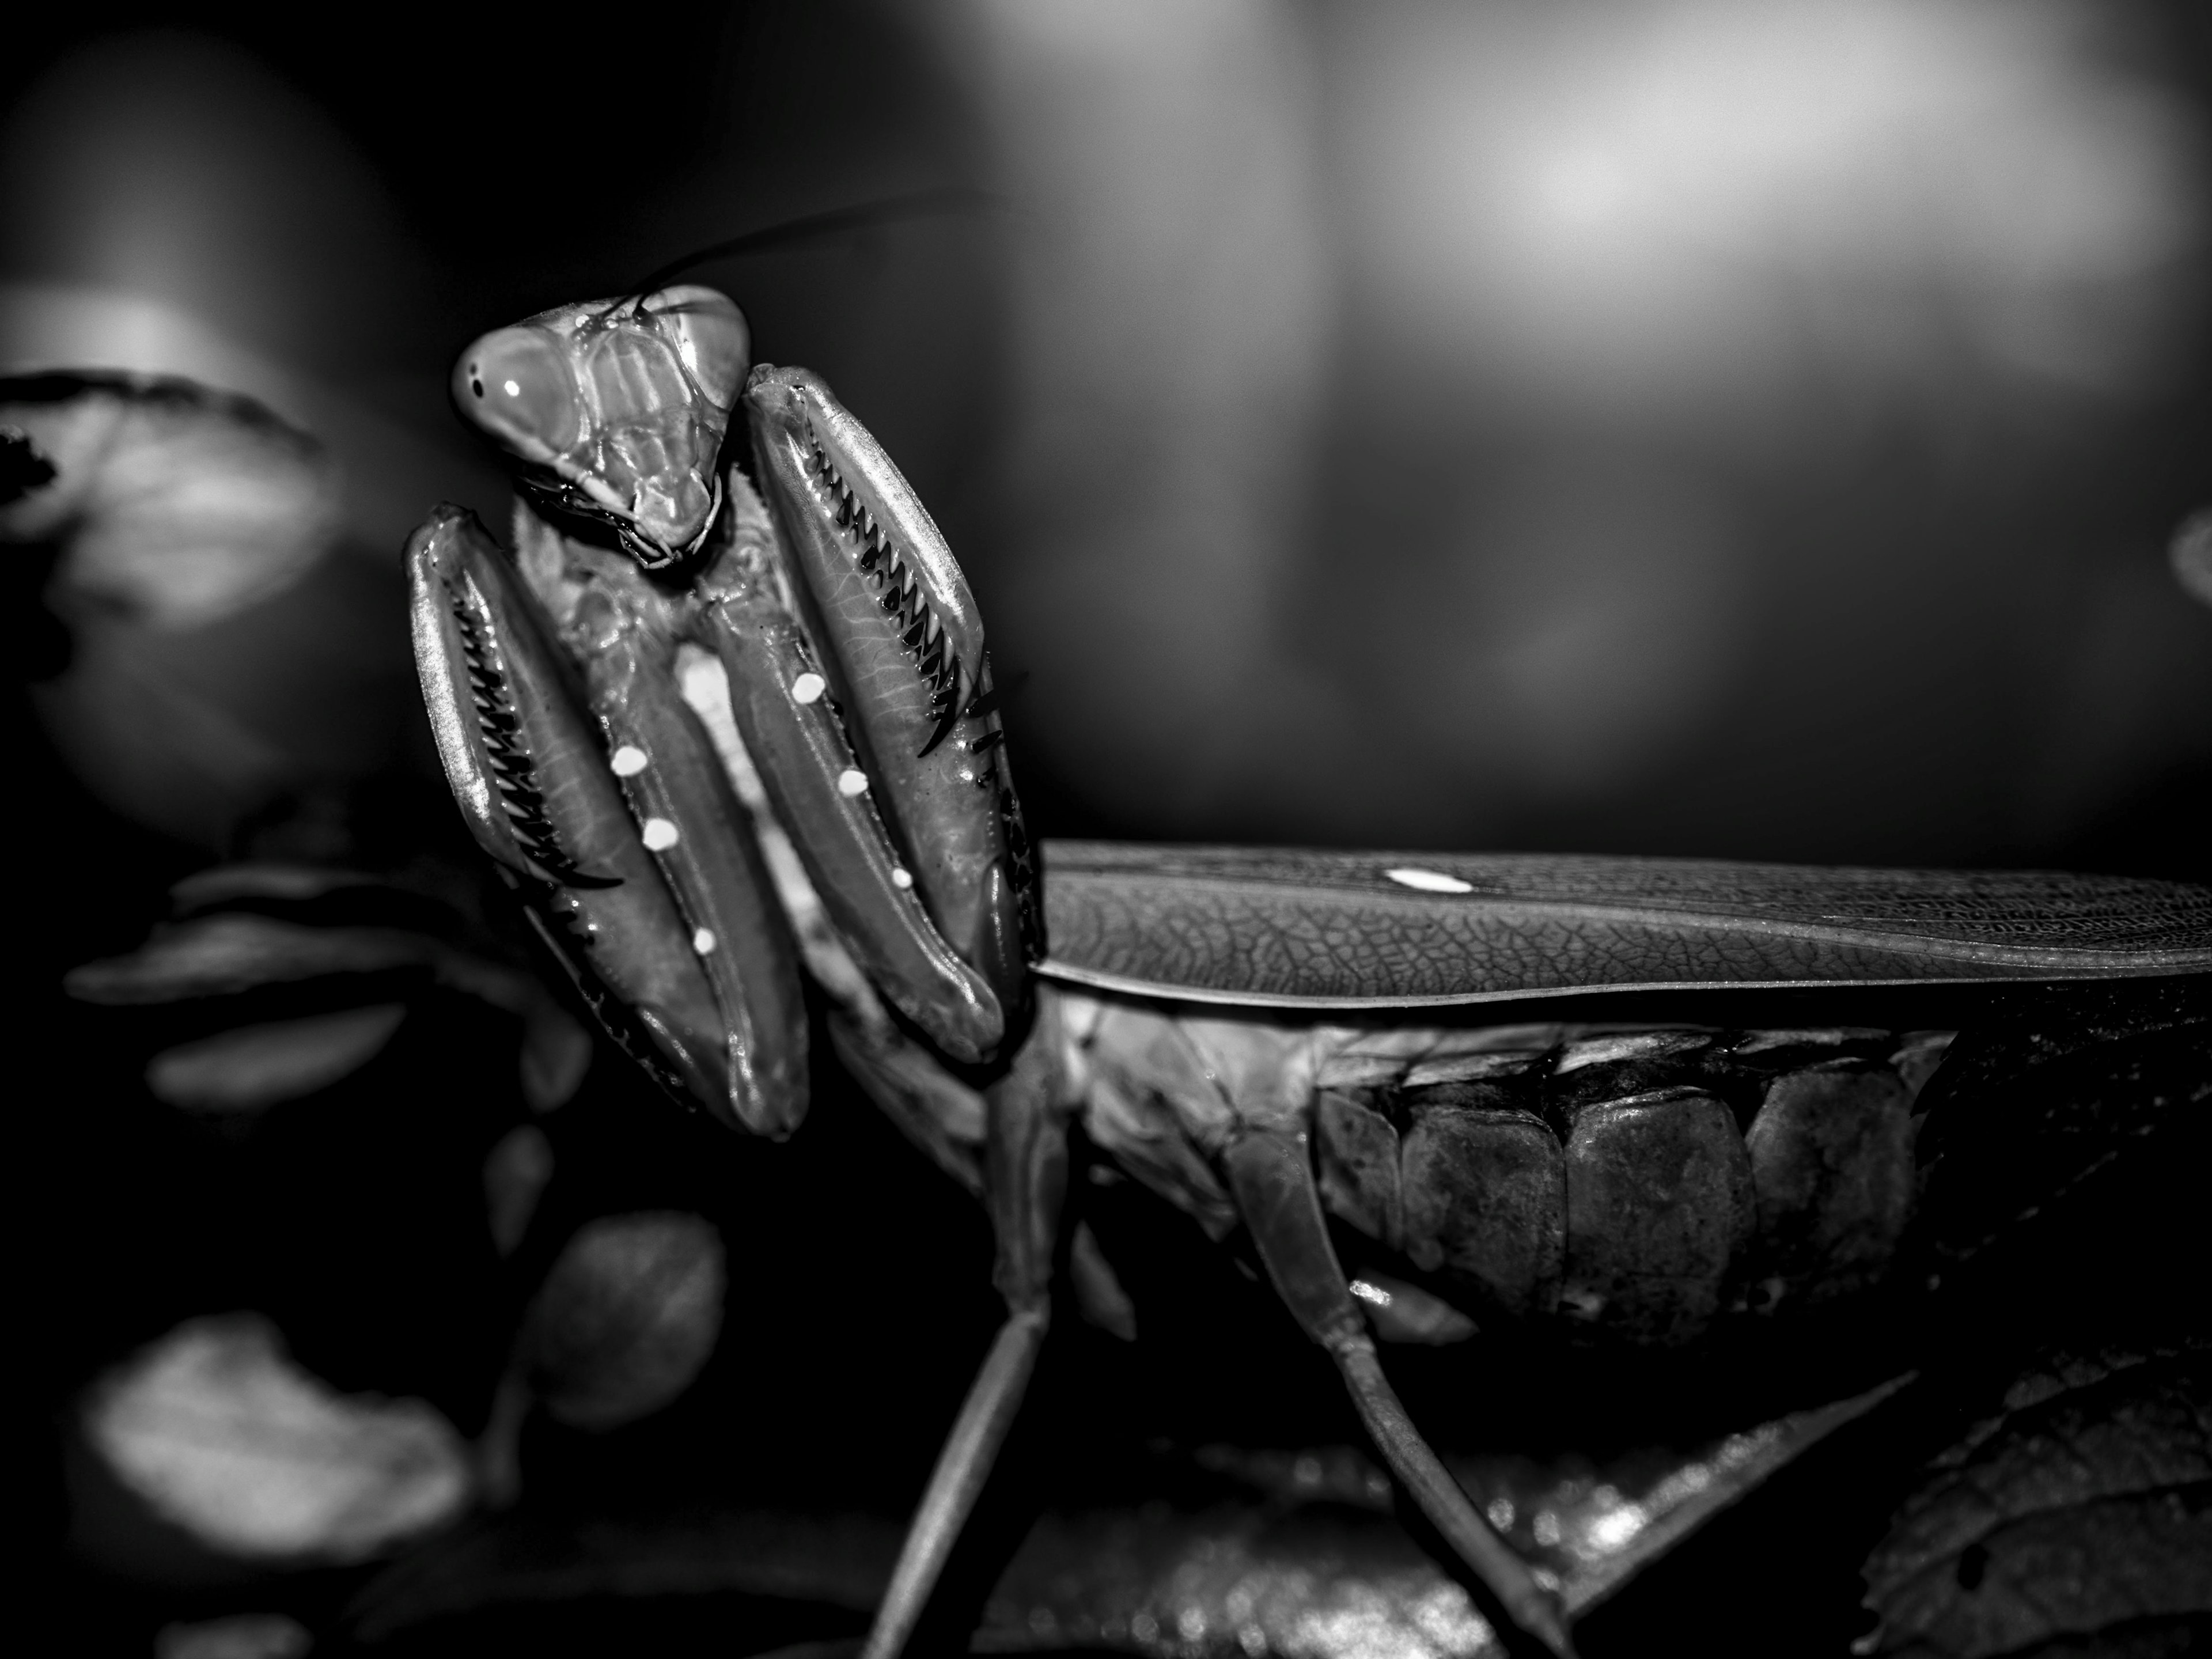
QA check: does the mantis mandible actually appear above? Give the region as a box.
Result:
[406,281,2212,1659]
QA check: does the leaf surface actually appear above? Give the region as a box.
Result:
[145,1003,407,1113]
[1861,1343,2212,1658]
[0,372,338,630]
[522,1213,726,1431]
[85,1315,471,1562]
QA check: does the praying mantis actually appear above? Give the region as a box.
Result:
[404,281,2212,1659]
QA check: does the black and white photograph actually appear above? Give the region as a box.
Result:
[10,5,2211,1657]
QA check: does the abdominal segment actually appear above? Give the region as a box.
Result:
[1323,1026,1937,1343]
[1074,1002,1946,1347]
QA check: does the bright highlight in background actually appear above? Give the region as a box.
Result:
[1345,0,2205,410]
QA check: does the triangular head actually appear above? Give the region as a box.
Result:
[452,286,750,568]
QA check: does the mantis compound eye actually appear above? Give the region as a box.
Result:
[645,285,750,415]
[453,327,582,460]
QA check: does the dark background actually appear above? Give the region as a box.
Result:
[9,5,2211,1655]
[8,0,2211,881]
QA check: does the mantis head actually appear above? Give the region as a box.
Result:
[451,285,750,569]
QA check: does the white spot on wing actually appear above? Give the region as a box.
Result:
[610,745,648,777]
[692,929,716,956]
[642,817,680,850]
[790,672,826,705]
[837,769,869,797]
[502,379,521,397]
[1385,866,1473,894]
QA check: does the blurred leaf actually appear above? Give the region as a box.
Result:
[1860,1342,2212,1658]
[522,1213,725,1432]
[1,374,413,846]
[518,1006,593,1113]
[2,421,56,505]
[74,865,597,1115]
[66,913,439,1003]
[155,1613,311,1659]
[146,1002,407,1113]
[171,862,386,911]
[167,857,493,941]
[484,1126,554,1257]
[85,1314,472,1563]
[2172,509,2212,612]
[0,372,337,631]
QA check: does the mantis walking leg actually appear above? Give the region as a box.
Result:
[861,998,1070,1659]
[1225,1130,1577,1658]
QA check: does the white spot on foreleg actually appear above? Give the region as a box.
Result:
[790,672,825,704]
[837,769,869,797]
[610,745,648,777]
[692,929,717,955]
[642,817,680,850]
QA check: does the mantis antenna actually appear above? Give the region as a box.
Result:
[616,187,1009,315]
